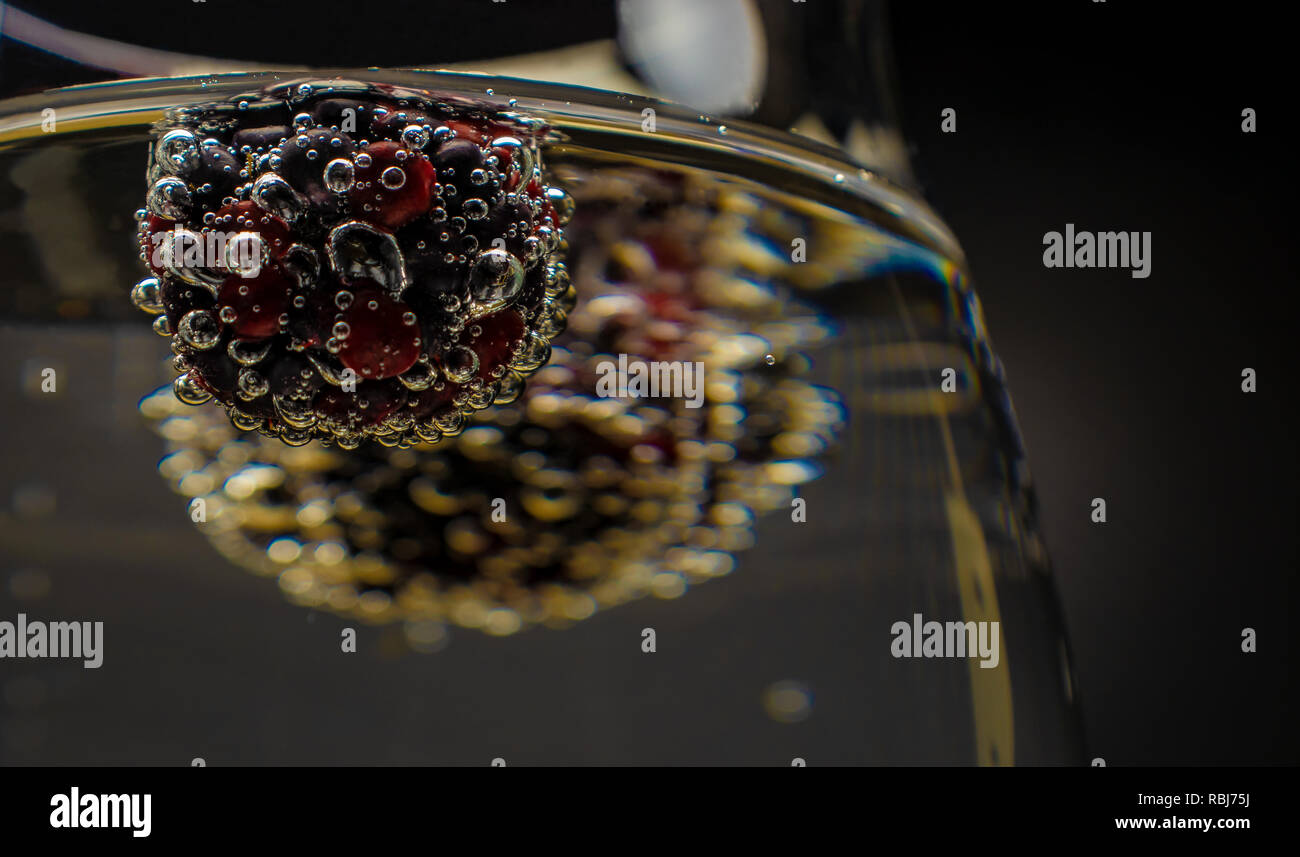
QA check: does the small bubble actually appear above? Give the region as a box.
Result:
[147,177,191,220]
[443,345,479,383]
[401,125,430,149]
[323,158,355,192]
[130,277,164,314]
[237,368,269,399]
[380,166,406,190]
[178,310,221,350]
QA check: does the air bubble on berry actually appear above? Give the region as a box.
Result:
[224,232,268,278]
[306,352,350,386]
[335,289,354,310]
[178,309,222,349]
[281,243,320,289]
[556,284,578,313]
[130,277,164,314]
[490,136,533,186]
[323,158,355,192]
[543,262,570,297]
[159,228,222,290]
[463,198,488,220]
[545,187,575,225]
[173,372,212,405]
[434,410,465,435]
[333,321,351,340]
[155,130,201,174]
[494,370,525,404]
[229,338,273,366]
[536,305,567,338]
[380,166,406,190]
[251,173,306,222]
[442,345,479,383]
[274,393,317,429]
[327,220,408,298]
[237,368,270,399]
[467,248,524,309]
[230,413,263,432]
[279,427,314,446]
[536,225,558,253]
[153,315,172,336]
[397,360,436,391]
[355,153,373,169]
[472,384,503,409]
[148,178,192,220]
[510,331,551,372]
[401,125,430,149]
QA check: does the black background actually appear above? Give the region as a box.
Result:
[0,0,1293,765]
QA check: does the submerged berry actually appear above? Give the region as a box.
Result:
[134,78,574,446]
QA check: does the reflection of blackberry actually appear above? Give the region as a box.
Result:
[142,165,846,640]
[132,79,573,448]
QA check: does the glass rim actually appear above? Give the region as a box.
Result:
[0,68,964,265]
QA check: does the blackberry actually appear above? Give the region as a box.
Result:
[132,78,573,448]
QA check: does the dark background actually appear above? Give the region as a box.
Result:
[1,0,1293,764]
[889,3,1295,765]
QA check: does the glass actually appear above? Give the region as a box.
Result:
[0,69,1084,765]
